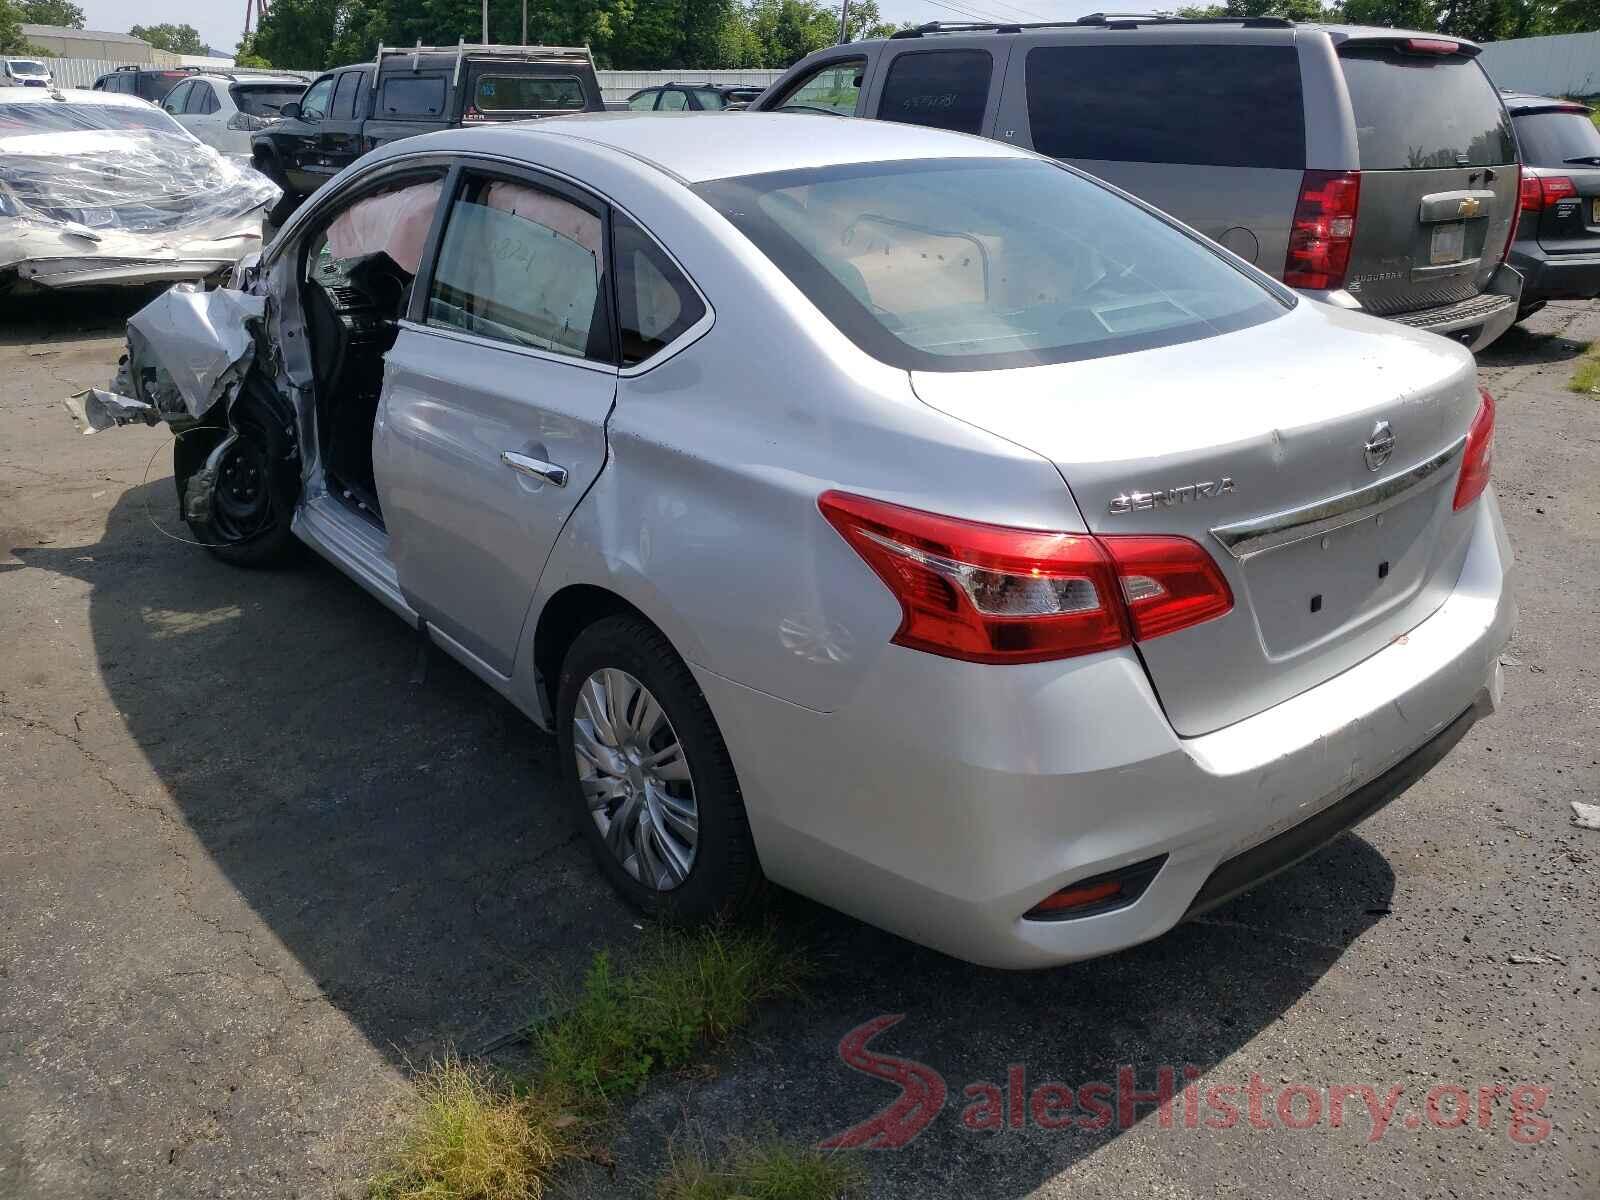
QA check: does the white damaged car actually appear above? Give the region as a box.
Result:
[0,87,279,295]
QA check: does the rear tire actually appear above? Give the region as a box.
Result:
[556,615,760,923]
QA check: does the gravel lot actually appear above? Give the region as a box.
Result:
[1,291,1596,1199]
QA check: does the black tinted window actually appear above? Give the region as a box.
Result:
[138,72,187,104]
[613,213,706,366]
[380,75,447,118]
[1026,44,1304,169]
[332,71,362,119]
[878,49,993,135]
[1339,49,1513,169]
[1513,109,1600,167]
[231,84,304,118]
[473,74,585,112]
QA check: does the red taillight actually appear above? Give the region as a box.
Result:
[817,492,1233,665]
[1285,170,1361,290]
[1522,174,1577,212]
[1453,388,1495,511]
[1404,37,1460,54]
[1501,164,1522,262]
[1100,535,1235,641]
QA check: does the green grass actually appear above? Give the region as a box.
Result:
[1568,350,1600,393]
[535,926,810,1105]
[656,1139,865,1200]
[367,1055,580,1200]
[365,927,812,1198]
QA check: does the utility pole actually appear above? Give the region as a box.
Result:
[482,0,489,43]
[838,0,849,44]
[522,0,528,46]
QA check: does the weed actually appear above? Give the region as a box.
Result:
[656,1138,864,1200]
[367,1055,579,1200]
[535,926,809,1104]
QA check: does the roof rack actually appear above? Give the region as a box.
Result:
[373,38,595,88]
[889,14,1293,37]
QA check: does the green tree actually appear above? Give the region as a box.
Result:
[0,0,27,54]
[251,0,339,69]
[129,22,206,54]
[20,0,84,27]
[1545,0,1600,30]
[1177,0,1343,19]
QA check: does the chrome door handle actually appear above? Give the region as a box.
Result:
[500,450,568,487]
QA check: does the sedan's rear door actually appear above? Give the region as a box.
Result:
[376,163,617,678]
[1336,39,1519,316]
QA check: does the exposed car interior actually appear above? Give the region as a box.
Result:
[299,176,444,522]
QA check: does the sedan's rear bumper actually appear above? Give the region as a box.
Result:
[1508,242,1600,305]
[696,493,1514,968]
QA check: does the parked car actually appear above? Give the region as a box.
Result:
[92,64,194,105]
[2,57,51,88]
[0,86,278,294]
[625,82,764,111]
[250,42,605,221]
[160,72,307,159]
[76,114,1512,968]
[752,16,1525,352]
[1500,91,1600,320]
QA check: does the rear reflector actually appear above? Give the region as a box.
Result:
[1285,170,1361,290]
[1404,37,1460,54]
[1024,856,1167,921]
[1522,174,1577,212]
[818,492,1232,665]
[1453,388,1495,511]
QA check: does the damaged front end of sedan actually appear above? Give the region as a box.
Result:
[0,91,279,295]
[66,280,304,563]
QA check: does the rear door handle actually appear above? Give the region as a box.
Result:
[500,450,568,487]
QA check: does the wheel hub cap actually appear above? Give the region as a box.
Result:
[572,668,698,891]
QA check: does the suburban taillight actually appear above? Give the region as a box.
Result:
[1522,174,1577,212]
[1453,388,1495,511]
[1285,170,1361,290]
[818,493,1232,665]
[1501,164,1521,262]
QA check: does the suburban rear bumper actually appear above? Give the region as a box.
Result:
[695,492,1515,969]
[1508,243,1600,304]
[1388,265,1522,352]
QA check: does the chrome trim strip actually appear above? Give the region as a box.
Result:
[1210,436,1466,561]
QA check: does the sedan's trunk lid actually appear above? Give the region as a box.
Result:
[910,302,1484,736]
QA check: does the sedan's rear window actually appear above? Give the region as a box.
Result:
[1339,48,1514,169]
[1025,44,1304,169]
[697,157,1288,373]
[473,74,586,112]
[1512,108,1600,167]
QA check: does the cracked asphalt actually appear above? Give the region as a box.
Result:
[1,291,1596,1199]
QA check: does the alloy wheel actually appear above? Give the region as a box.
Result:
[572,667,699,890]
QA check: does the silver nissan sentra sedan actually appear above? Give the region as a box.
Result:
[75,113,1514,968]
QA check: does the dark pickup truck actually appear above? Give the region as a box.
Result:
[252,42,605,221]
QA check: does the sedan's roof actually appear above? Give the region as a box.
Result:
[0,86,148,108]
[471,111,1029,183]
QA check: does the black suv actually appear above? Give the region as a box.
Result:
[624,82,764,111]
[1502,92,1600,320]
[252,42,605,220]
[92,65,196,105]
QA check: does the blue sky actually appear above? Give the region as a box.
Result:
[82,0,1118,59]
